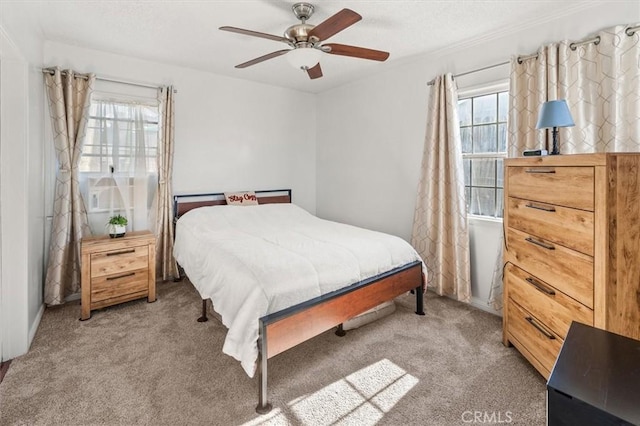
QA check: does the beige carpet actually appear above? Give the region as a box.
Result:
[0,280,545,426]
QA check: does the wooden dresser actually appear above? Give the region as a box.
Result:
[503,153,640,378]
[81,230,156,320]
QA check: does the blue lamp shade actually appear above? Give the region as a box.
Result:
[536,100,575,129]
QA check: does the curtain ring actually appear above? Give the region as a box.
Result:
[625,27,636,37]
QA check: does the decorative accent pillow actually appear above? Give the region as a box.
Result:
[224,191,259,206]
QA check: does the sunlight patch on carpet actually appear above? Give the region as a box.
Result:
[288,358,418,425]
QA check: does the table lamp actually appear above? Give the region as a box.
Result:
[536,100,575,155]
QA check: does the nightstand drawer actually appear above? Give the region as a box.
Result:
[90,245,149,278]
[507,166,594,211]
[91,268,149,303]
[507,197,594,256]
[505,263,593,339]
[506,227,594,308]
[507,300,563,376]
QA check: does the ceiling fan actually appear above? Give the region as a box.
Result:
[220,2,390,79]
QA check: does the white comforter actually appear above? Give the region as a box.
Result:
[173,203,424,377]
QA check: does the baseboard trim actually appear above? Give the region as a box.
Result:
[0,359,11,384]
[470,296,502,317]
[28,304,45,348]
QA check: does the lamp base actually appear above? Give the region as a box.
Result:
[550,127,560,155]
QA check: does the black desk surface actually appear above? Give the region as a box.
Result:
[547,322,640,425]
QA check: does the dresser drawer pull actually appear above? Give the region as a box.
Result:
[525,237,555,250]
[525,168,556,174]
[525,317,556,340]
[525,203,556,213]
[106,272,135,281]
[525,277,556,296]
[106,249,136,257]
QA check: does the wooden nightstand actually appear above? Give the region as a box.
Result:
[81,230,156,320]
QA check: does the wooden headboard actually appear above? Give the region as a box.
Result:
[173,189,292,218]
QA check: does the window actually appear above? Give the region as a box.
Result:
[80,94,160,233]
[81,99,159,175]
[458,83,508,218]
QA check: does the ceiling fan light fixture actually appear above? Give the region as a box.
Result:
[286,47,322,70]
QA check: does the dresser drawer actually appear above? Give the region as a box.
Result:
[90,245,149,278]
[507,166,594,211]
[507,197,594,256]
[506,227,593,308]
[505,263,593,339]
[507,300,563,376]
[91,268,149,303]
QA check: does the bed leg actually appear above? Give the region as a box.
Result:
[256,323,273,415]
[335,324,346,337]
[415,284,425,316]
[197,299,209,322]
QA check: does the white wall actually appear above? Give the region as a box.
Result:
[43,42,317,215]
[316,2,639,315]
[0,23,44,360]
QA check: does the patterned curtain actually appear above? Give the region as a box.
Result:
[508,23,640,156]
[488,23,640,310]
[411,74,471,303]
[44,68,95,305]
[156,86,178,280]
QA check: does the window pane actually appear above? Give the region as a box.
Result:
[498,123,507,152]
[473,124,497,153]
[465,187,471,211]
[498,91,509,122]
[497,158,504,188]
[463,159,471,186]
[473,94,497,124]
[458,98,472,126]
[470,187,496,216]
[496,189,504,218]
[471,158,496,187]
[461,127,472,153]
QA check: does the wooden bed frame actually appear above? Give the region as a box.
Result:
[173,189,425,413]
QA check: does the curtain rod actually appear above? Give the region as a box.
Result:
[427,23,640,86]
[41,68,173,91]
[426,61,509,86]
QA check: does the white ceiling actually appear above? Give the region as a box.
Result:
[3,0,597,93]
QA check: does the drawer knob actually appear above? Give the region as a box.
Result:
[106,249,136,256]
[525,203,556,213]
[525,277,556,296]
[525,237,555,250]
[106,272,136,281]
[525,316,556,340]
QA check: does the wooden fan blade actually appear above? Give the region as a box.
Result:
[307,63,323,79]
[235,49,291,68]
[220,26,289,44]
[323,43,389,61]
[308,9,361,41]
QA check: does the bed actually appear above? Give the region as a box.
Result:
[172,189,426,413]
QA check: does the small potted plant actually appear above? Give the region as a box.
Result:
[107,214,128,238]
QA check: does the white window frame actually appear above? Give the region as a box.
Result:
[458,80,509,221]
